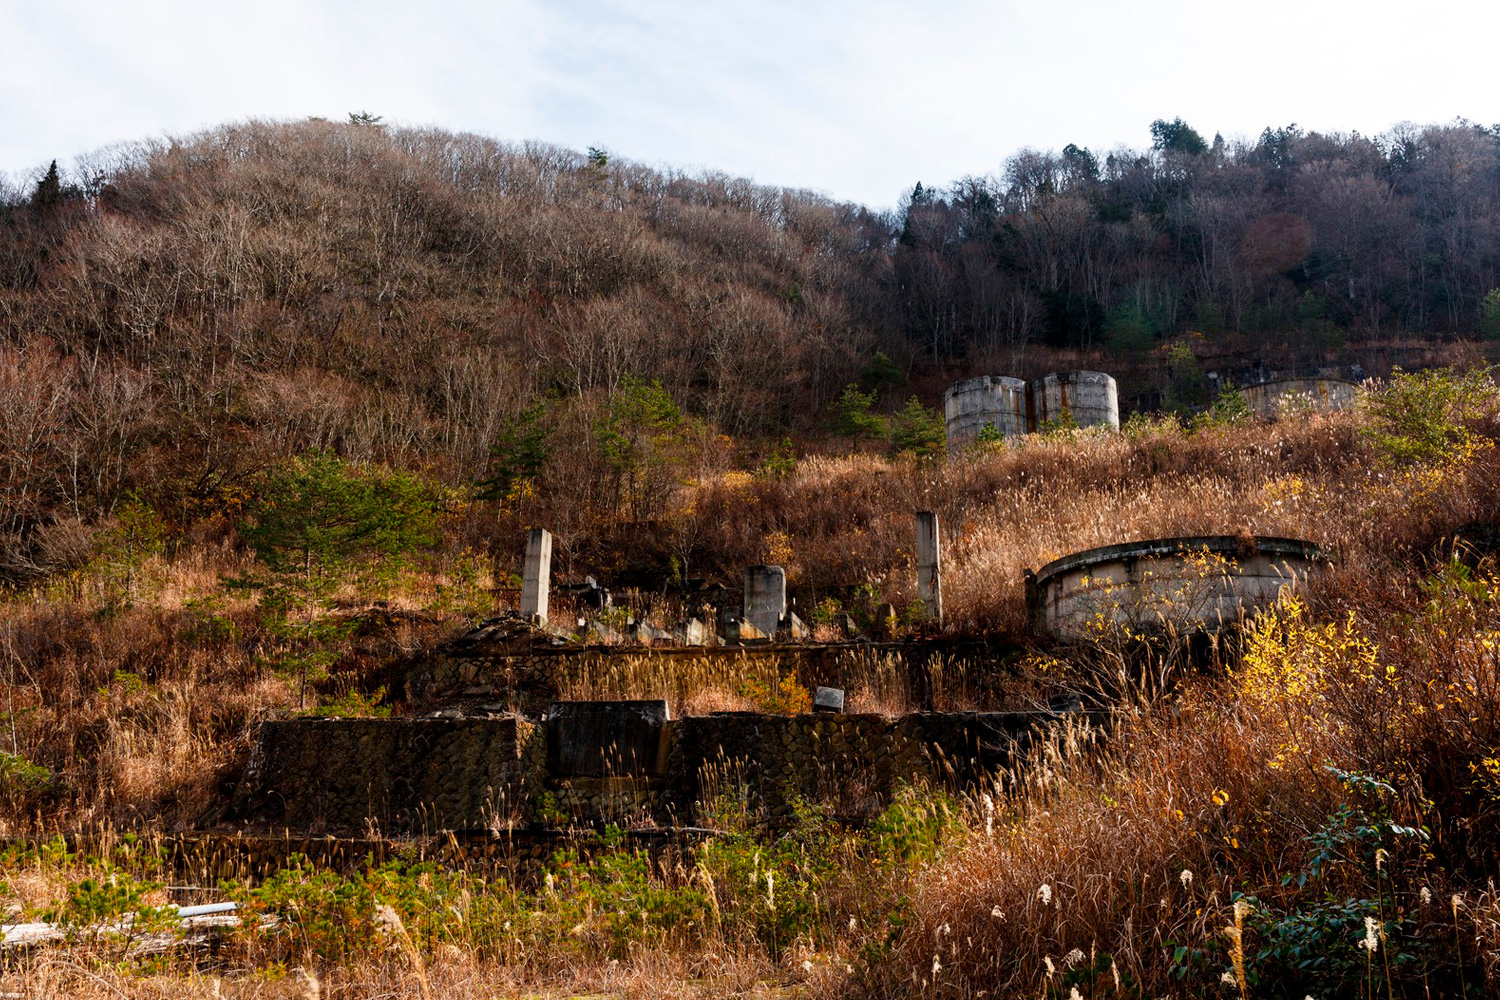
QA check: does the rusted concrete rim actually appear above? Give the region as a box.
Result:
[1241,377,1361,391]
[1036,369,1116,383]
[1033,535,1330,589]
[943,374,1026,399]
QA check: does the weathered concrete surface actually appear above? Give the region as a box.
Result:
[1240,377,1359,418]
[546,700,671,777]
[238,717,533,832]
[915,511,942,624]
[1030,535,1328,640]
[239,705,1076,832]
[743,565,786,639]
[944,370,1119,445]
[1027,370,1119,430]
[722,618,769,643]
[520,528,553,623]
[944,375,1028,443]
[667,711,1064,824]
[405,637,1015,715]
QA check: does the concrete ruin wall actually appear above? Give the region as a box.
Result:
[1240,377,1359,418]
[240,717,537,833]
[664,711,1055,824]
[1030,535,1327,640]
[944,370,1120,445]
[407,641,999,715]
[238,710,1069,834]
[944,376,1029,442]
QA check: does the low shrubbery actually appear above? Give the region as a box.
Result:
[0,789,962,993]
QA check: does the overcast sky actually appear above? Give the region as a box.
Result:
[2,0,1498,210]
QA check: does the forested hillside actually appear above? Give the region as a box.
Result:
[896,117,1500,356]
[2,115,1499,582]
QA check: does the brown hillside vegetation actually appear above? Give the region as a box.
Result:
[0,371,1498,996]
[4,119,1500,996]
[0,119,894,582]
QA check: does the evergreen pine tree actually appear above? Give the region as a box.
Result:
[31,160,63,213]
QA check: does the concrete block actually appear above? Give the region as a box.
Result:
[632,622,673,644]
[813,686,845,713]
[585,620,624,644]
[675,618,709,645]
[723,619,769,643]
[546,700,671,777]
[520,528,552,624]
[743,565,786,639]
[915,511,942,625]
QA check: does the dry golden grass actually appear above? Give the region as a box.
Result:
[676,411,1390,636]
[0,950,787,1000]
[0,390,1498,997]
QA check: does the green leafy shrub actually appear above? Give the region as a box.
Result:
[831,383,888,444]
[759,438,798,478]
[86,496,168,606]
[1036,407,1080,436]
[1204,381,1252,427]
[1236,769,1435,998]
[1363,366,1499,468]
[866,783,961,870]
[700,799,846,956]
[547,832,714,958]
[1481,288,1500,340]
[973,421,1007,449]
[42,866,176,951]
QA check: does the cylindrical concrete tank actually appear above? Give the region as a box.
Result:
[944,376,1028,445]
[1029,535,1327,641]
[1240,378,1359,419]
[1027,371,1120,431]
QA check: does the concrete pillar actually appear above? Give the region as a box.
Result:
[916,511,942,624]
[743,565,786,639]
[520,528,552,623]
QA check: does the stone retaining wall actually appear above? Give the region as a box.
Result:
[238,709,1076,833]
[666,712,1056,824]
[240,717,535,833]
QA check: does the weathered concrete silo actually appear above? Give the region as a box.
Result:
[944,376,1029,445]
[1028,371,1120,431]
[1240,378,1358,419]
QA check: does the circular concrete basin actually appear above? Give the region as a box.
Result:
[1030,535,1328,640]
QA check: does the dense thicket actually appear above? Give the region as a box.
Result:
[2,116,1500,581]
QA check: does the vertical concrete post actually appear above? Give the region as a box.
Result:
[915,511,942,624]
[520,528,553,624]
[743,565,786,639]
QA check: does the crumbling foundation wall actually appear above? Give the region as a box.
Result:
[407,640,1012,716]
[238,709,1073,834]
[240,717,535,833]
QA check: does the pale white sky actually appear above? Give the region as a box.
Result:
[2,0,1497,209]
